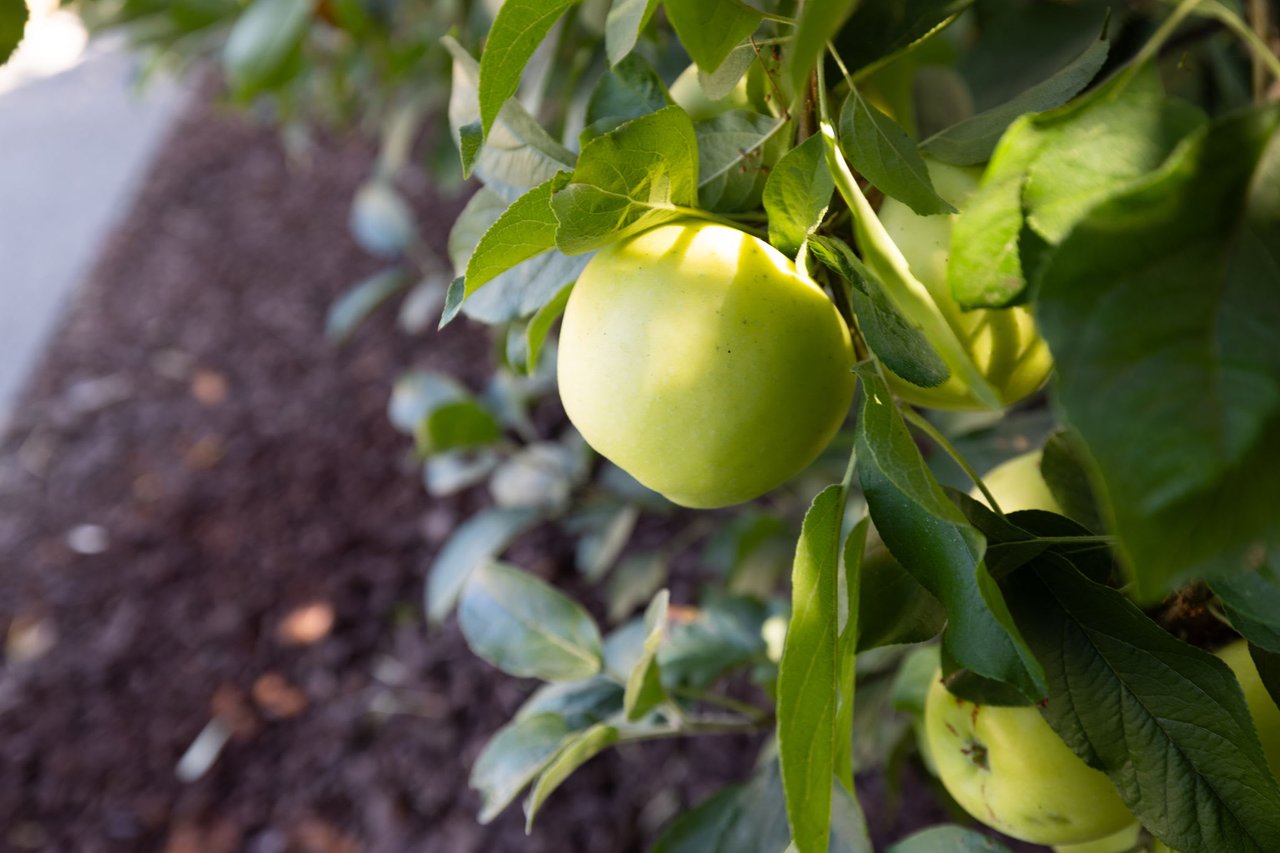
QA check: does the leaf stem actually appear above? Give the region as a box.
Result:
[670,205,769,238]
[1202,0,1280,86]
[898,405,1004,516]
[615,715,770,744]
[669,687,771,722]
[1111,0,1208,96]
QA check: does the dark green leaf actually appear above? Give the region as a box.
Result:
[839,89,954,215]
[477,0,575,138]
[524,723,619,829]
[623,590,670,720]
[763,133,834,257]
[325,269,410,344]
[651,785,746,853]
[660,592,767,689]
[0,0,28,66]
[920,36,1108,165]
[551,106,699,254]
[777,484,844,853]
[1036,105,1280,598]
[517,676,625,729]
[1214,564,1280,654]
[584,52,670,140]
[835,0,972,76]
[695,111,787,213]
[665,0,763,74]
[856,538,945,652]
[420,400,503,454]
[853,364,1045,701]
[886,825,1011,852]
[1038,431,1103,532]
[1251,644,1280,710]
[426,508,540,622]
[809,237,949,389]
[470,713,569,823]
[460,562,604,681]
[1006,564,1280,853]
[222,0,310,97]
[605,0,660,66]
[787,0,858,95]
[459,121,483,179]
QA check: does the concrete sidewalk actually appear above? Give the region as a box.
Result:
[0,22,188,419]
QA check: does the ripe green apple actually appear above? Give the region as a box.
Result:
[925,674,1133,846]
[973,450,1062,515]
[668,63,754,120]
[877,160,1053,410]
[557,221,855,509]
[1216,639,1280,780]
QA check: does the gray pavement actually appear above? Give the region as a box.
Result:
[0,32,188,419]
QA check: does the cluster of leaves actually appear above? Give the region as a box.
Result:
[47,0,1280,851]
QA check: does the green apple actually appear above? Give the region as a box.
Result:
[557,221,855,509]
[668,63,753,120]
[925,674,1134,846]
[1216,639,1280,780]
[1052,823,1142,853]
[973,450,1062,515]
[877,160,1053,410]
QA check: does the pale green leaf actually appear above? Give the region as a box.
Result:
[470,713,569,823]
[666,0,763,74]
[426,509,540,622]
[478,0,576,138]
[524,723,619,829]
[623,589,670,720]
[605,0,660,66]
[325,269,410,344]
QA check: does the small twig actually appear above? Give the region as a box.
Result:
[898,406,1004,516]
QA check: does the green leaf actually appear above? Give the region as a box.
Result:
[605,0,660,66]
[856,538,945,652]
[551,106,699,254]
[387,371,464,434]
[920,35,1108,165]
[839,89,954,216]
[853,364,1045,701]
[444,175,568,326]
[808,236,949,390]
[1213,564,1280,654]
[1036,105,1280,598]
[525,283,573,374]
[420,400,504,454]
[763,133,834,257]
[325,269,410,344]
[222,0,310,98]
[1038,431,1103,532]
[948,74,1205,308]
[584,52,671,141]
[350,180,417,258]
[0,0,27,66]
[489,444,578,513]
[447,186,590,325]
[835,0,972,77]
[426,508,540,622]
[623,590,670,720]
[660,592,767,689]
[777,484,843,853]
[1006,564,1280,853]
[606,553,668,623]
[651,785,746,853]
[665,0,763,74]
[477,0,575,139]
[524,723,619,829]
[787,0,859,96]
[699,44,757,100]
[470,713,569,823]
[460,562,604,681]
[886,825,1011,852]
[834,519,867,794]
[696,111,787,212]
[1252,644,1280,709]
[443,37,576,201]
[517,676,625,728]
[459,121,483,179]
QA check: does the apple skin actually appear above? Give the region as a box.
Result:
[925,674,1134,846]
[1216,639,1280,780]
[877,160,1053,410]
[557,221,855,509]
[973,450,1062,515]
[668,63,753,121]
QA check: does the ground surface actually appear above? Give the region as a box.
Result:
[0,88,976,852]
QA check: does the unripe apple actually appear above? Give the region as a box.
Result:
[878,160,1053,410]
[973,450,1062,515]
[1215,639,1280,780]
[557,221,855,508]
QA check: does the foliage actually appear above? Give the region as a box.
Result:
[39,0,1280,850]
